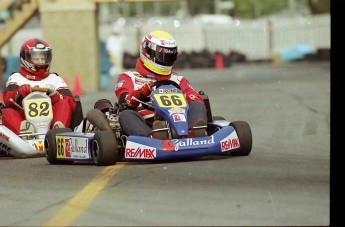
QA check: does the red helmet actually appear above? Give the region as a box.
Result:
[20,38,52,76]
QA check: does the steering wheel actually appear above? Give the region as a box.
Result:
[14,86,54,106]
[153,80,181,90]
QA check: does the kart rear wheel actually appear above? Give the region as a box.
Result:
[92,131,117,166]
[229,121,252,156]
[45,128,73,164]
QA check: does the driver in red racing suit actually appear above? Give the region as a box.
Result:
[1,38,76,134]
[115,31,207,139]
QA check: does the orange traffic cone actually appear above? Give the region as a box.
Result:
[73,75,83,96]
[215,53,224,70]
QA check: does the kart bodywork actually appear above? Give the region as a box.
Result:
[45,81,253,166]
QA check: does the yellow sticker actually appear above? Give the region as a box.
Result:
[56,136,66,158]
[154,94,187,108]
[24,98,53,120]
[34,141,45,152]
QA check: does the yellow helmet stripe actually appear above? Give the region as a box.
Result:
[143,59,171,75]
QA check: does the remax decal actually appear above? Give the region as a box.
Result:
[220,131,240,152]
[125,141,156,159]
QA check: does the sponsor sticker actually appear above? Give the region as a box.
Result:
[168,107,185,115]
[162,136,215,152]
[158,88,178,93]
[0,133,10,142]
[172,113,186,122]
[125,141,156,159]
[0,142,12,153]
[34,141,45,151]
[56,136,89,159]
[161,140,175,152]
[220,131,240,152]
[36,122,48,129]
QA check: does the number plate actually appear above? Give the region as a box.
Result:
[24,98,53,121]
[153,93,187,108]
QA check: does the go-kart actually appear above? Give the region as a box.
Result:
[0,87,83,158]
[44,80,253,166]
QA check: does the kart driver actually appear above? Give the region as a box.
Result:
[114,30,208,139]
[1,38,76,134]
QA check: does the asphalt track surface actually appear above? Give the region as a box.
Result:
[0,61,330,226]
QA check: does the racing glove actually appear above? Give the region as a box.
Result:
[125,92,140,108]
[49,90,62,105]
[137,81,154,98]
[17,84,32,98]
[125,81,154,108]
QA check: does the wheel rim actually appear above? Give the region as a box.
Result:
[44,138,50,155]
[92,140,100,159]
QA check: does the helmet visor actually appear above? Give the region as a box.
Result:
[146,45,177,66]
[29,48,52,65]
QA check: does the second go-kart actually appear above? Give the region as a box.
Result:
[0,87,57,158]
[0,87,83,158]
[44,80,253,166]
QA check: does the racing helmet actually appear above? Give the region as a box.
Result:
[20,38,52,76]
[140,31,178,75]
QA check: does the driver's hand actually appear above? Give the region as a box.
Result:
[124,81,154,108]
[125,93,140,108]
[17,84,32,98]
[49,90,62,105]
[137,81,154,99]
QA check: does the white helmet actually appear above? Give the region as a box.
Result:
[140,31,178,75]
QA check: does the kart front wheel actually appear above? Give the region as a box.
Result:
[45,128,73,164]
[229,121,252,156]
[92,131,117,166]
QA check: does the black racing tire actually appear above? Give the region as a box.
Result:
[45,128,73,164]
[69,96,84,130]
[92,131,117,166]
[212,116,226,121]
[229,121,252,156]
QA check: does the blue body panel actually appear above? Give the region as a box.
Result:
[53,125,240,162]
[151,85,189,136]
[123,126,241,161]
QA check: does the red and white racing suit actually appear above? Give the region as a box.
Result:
[2,69,76,134]
[114,58,207,137]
